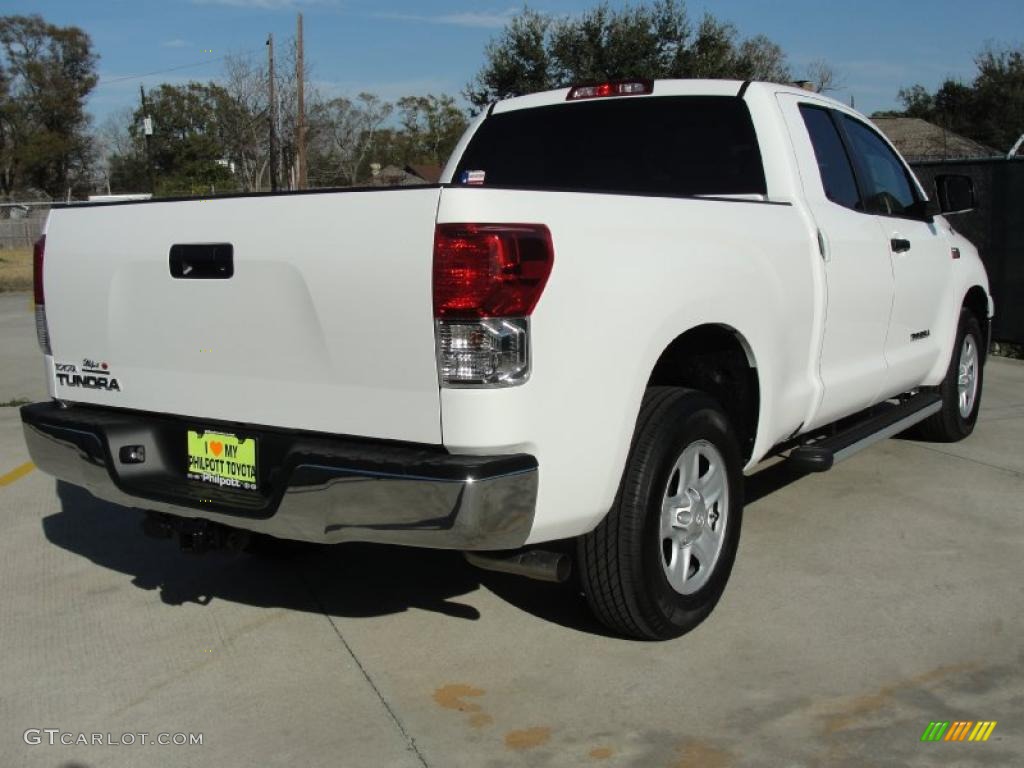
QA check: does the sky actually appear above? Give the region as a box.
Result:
[12,0,1024,124]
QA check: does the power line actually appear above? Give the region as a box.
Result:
[95,52,256,88]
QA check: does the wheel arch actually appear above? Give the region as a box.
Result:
[647,324,761,461]
[963,285,990,356]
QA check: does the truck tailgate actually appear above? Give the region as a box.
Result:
[42,188,443,444]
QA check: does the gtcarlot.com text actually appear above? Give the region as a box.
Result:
[24,729,203,746]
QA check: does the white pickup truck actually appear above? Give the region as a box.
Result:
[22,79,991,640]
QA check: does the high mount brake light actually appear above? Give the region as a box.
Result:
[566,80,653,101]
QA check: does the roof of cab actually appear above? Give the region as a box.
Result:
[490,79,853,115]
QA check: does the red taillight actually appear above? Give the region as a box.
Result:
[32,235,51,354]
[433,224,553,319]
[33,235,45,305]
[566,80,653,100]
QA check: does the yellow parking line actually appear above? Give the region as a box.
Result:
[0,461,35,486]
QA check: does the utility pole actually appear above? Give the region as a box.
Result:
[267,33,279,192]
[139,84,156,194]
[296,12,308,189]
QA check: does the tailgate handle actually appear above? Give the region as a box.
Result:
[169,243,234,279]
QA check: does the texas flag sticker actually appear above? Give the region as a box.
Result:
[460,170,486,185]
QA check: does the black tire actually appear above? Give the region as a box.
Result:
[577,387,744,640]
[914,309,984,443]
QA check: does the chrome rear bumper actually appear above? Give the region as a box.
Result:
[21,402,537,550]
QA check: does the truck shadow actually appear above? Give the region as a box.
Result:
[42,480,611,636]
[743,461,812,505]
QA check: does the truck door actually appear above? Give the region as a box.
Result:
[777,95,894,428]
[836,114,949,395]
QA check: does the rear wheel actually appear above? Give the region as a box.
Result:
[915,309,984,442]
[578,387,743,640]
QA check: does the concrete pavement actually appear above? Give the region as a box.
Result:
[0,292,46,405]
[1,291,1021,767]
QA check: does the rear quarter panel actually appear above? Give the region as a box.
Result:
[437,187,819,543]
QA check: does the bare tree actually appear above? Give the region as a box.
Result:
[804,58,844,93]
[316,93,393,185]
[220,40,318,191]
[92,107,137,194]
[734,34,790,83]
[221,52,270,192]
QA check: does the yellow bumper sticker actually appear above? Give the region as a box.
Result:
[187,430,257,490]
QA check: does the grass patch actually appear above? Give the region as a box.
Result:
[0,247,32,293]
[0,397,30,407]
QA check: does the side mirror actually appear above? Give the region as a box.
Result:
[934,174,976,215]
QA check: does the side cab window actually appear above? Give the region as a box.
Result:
[839,115,926,219]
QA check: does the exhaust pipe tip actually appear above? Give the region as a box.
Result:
[464,548,572,583]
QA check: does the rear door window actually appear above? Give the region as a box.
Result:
[454,96,767,197]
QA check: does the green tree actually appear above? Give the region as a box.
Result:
[886,45,1024,153]
[466,9,553,111]
[394,94,468,167]
[971,46,1024,151]
[111,82,239,196]
[0,14,98,198]
[466,1,791,110]
[892,84,933,118]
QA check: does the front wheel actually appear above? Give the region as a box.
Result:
[914,309,984,442]
[578,387,743,640]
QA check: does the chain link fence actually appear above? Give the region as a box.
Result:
[912,158,1024,346]
[0,206,49,251]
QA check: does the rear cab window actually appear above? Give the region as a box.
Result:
[799,105,861,210]
[454,96,767,198]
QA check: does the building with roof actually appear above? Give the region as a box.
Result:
[366,163,445,187]
[871,117,1000,162]
[405,164,443,184]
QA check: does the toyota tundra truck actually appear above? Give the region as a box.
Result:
[21,79,991,640]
